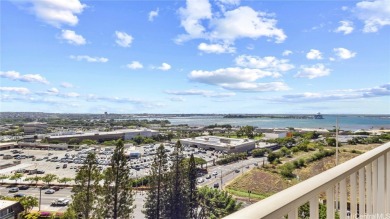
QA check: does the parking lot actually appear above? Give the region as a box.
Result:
[0,143,222,182]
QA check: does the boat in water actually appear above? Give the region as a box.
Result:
[314,112,324,119]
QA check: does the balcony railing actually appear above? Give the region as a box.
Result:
[224,142,390,219]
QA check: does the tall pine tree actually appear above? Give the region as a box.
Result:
[187,154,198,219]
[164,140,188,219]
[100,139,134,219]
[69,152,102,219]
[143,144,169,219]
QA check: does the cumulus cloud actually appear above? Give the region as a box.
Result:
[189,67,278,85]
[165,89,236,97]
[47,87,59,94]
[354,0,390,33]
[295,64,331,79]
[176,1,286,45]
[15,0,86,28]
[282,50,292,56]
[60,29,86,45]
[0,87,31,95]
[0,70,49,84]
[169,97,186,102]
[210,6,286,43]
[220,82,289,92]
[70,55,108,63]
[198,42,236,54]
[333,48,357,59]
[157,63,171,71]
[334,20,354,35]
[177,0,212,41]
[235,55,294,73]
[188,67,289,92]
[64,92,80,97]
[127,61,144,70]
[306,49,323,60]
[265,83,390,103]
[115,31,133,47]
[61,82,73,88]
[148,8,159,22]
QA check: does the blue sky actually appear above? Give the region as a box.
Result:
[1,0,389,114]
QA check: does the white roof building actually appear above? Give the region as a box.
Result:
[180,136,255,153]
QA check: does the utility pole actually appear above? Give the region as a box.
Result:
[39,187,42,211]
[220,169,222,189]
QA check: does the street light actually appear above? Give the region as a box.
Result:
[39,187,42,212]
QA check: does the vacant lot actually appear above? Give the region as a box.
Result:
[226,143,382,200]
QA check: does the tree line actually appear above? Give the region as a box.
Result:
[62,140,241,219]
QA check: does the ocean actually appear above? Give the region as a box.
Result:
[144,115,390,131]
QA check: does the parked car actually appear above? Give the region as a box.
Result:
[18,185,30,190]
[213,183,219,188]
[63,164,67,168]
[13,193,25,198]
[56,164,60,169]
[41,185,50,190]
[197,178,204,183]
[212,171,218,176]
[37,170,45,174]
[205,174,211,179]
[235,169,240,173]
[51,198,70,206]
[9,187,19,193]
[45,189,55,194]
[52,186,60,191]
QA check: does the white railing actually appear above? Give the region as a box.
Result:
[224,142,390,219]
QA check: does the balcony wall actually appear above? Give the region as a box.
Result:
[224,142,390,219]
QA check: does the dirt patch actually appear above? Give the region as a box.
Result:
[226,168,291,197]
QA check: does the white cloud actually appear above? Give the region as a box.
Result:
[169,97,186,102]
[189,67,278,85]
[115,31,133,47]
[198,42,236,54]
[0,70,49,84]
[295,64,331,79]
[333,48,357,59]
[355,0,390,33]
[61,82,73,88]
[266,83,390,103]
[64,92,80,97]
[148,8,159,22]
[282,50,292,56]
[176,2,286,45]
[127,61,144,70]
[235,55,294,73]
[157,63,171,71]
[334,20,354,35]
[220,82,289,92]
[60,29,86,45]
[218,0,240,5]
[177,0,212,42]
[47,87,59,94]
[210,6,286,44]
[70,55,108,63]
[0,87,30,95]
[165,89,236,97]
[16,0,86,28]
[306,49,323,60]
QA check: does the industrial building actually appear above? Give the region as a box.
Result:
[23,122,47,135]
[45,129,158,143]
[180,136,255,153]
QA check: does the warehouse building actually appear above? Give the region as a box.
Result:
[180,136,255,153]
[45,129,158,143]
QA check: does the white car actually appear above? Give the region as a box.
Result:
[197,178,204,183]
[212,171,218,176]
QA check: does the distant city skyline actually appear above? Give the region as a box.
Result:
[1,0,389,114]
